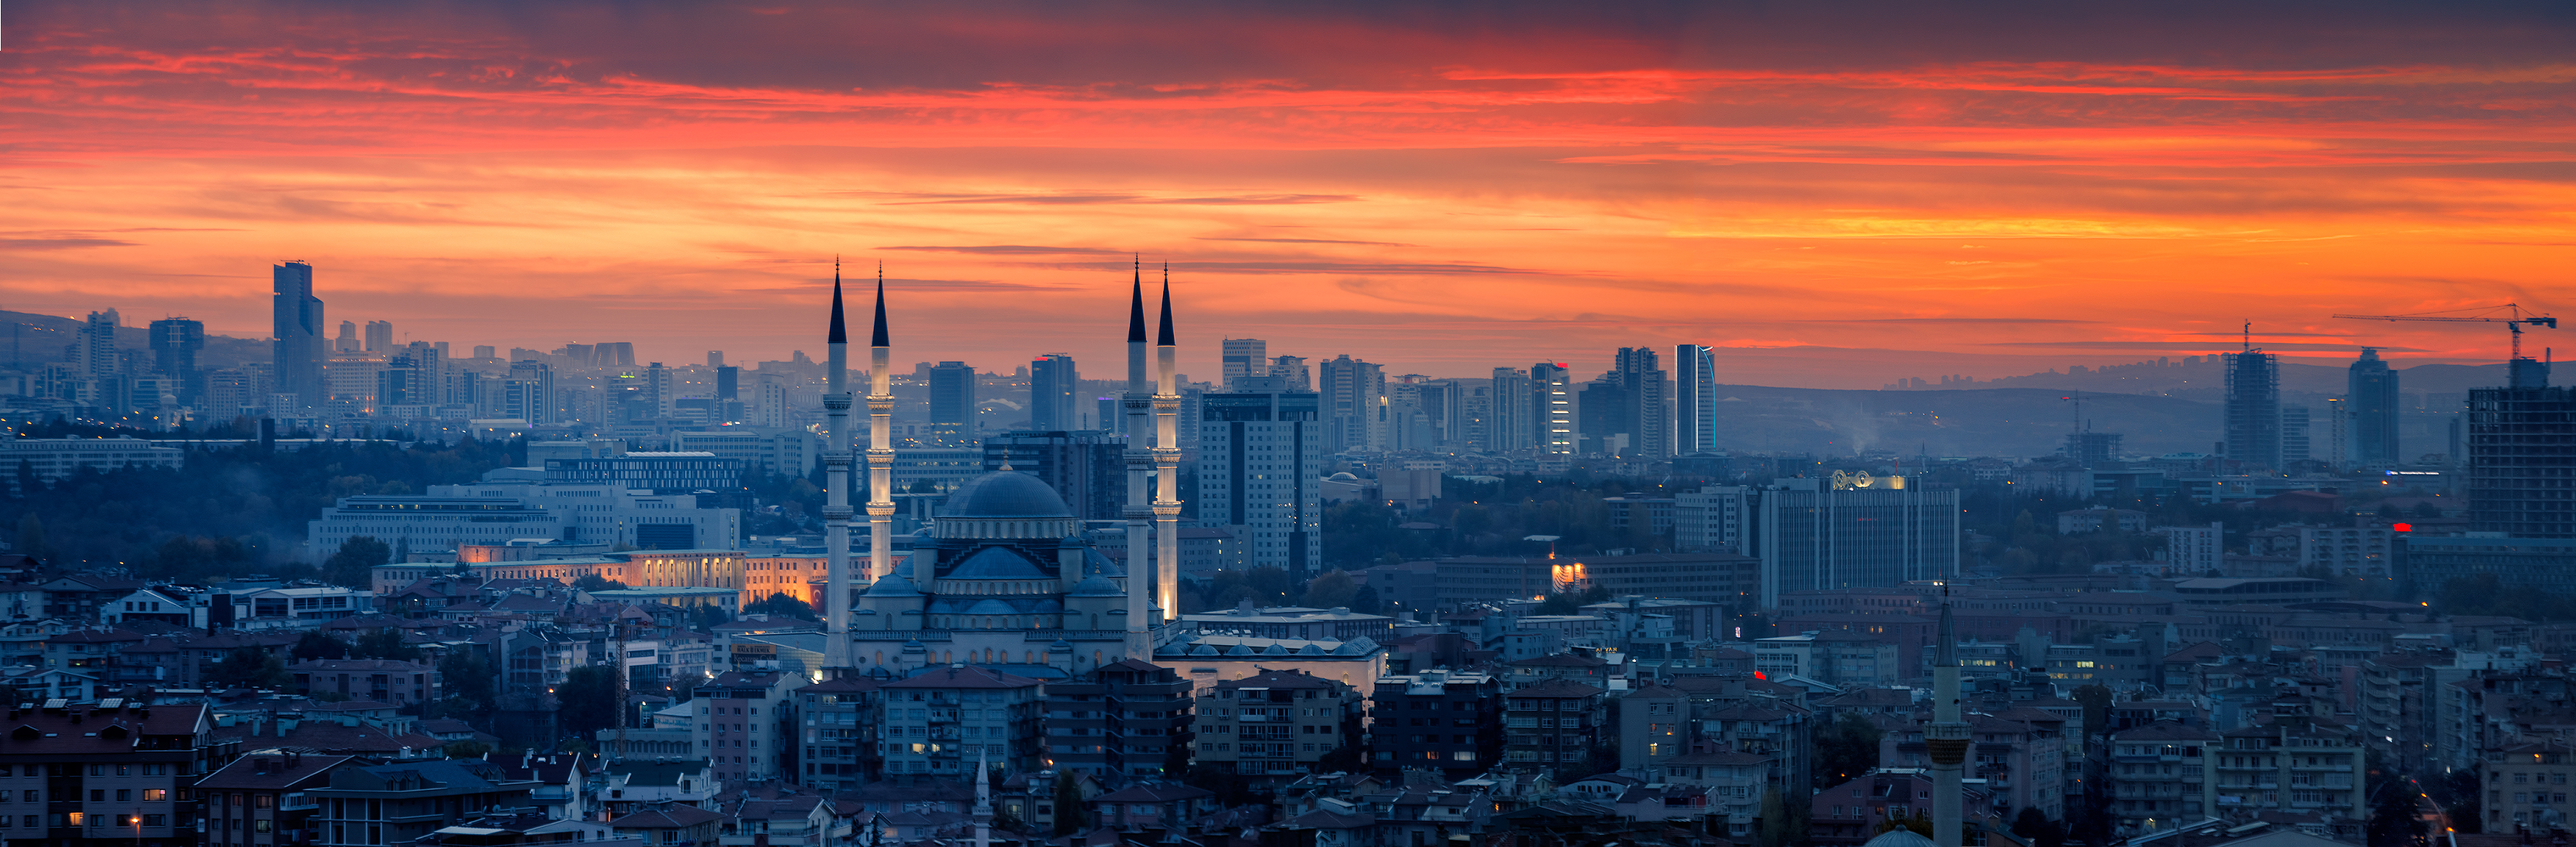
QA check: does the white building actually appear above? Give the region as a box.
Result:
[2158,523,2224,575]
[0,437,184,494]
[308,482,741,562]
[673,428,819,477]
[1193,378,1325,581]
[1673,485,1752,554]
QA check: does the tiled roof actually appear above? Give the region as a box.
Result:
[610,805,726,828]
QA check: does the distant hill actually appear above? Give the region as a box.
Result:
[1708,384,2216,458]
[0,310,268,372]
[1889,355,2510,403]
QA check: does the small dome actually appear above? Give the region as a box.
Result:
[865,572,923,597]
[1862,830,1935,847]
[1069,574,1122,597]
[942,470,1073,519]
[1328,472,1361,482]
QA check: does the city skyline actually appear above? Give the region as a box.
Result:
[1,4,2570,387]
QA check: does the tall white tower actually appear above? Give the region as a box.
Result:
[867,268,896,584]
[1928,589,1967,847]
[971,752,992,847]
[1152,267,1182,624]
[822,261,854,669]
[1121,260,1153,660]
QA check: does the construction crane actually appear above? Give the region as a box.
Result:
[2333,303,2558,361]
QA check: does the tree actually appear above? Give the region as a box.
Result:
[744,592,818,620]
[1052,772,1087,835]
[443,740,493,759]
[13,514,44,564]
[1299,570,1358,609]
[1535,593,1581,615]
[354,628,417,661]
[1755,789,1805,847]
[323,536,391,588]
[2073,684,2113,740]
[438,648,498,718]
[1813,711,1884,789]
[2012,807,2067,847]
[206,645,289,690]
[2369,781,2430,846]
[573,574,628,592]
[1347,585,1384,615]
[556,665,622,740]
[291,630,351,661]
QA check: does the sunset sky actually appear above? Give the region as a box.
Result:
[2,2,2572,387]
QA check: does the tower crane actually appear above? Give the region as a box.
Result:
[2332,303,2558,362]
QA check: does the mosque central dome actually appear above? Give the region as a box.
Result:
[942,470,1074,519]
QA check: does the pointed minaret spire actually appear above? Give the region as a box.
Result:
[871,262,890,348]
[1157,262,1176,347]
[827,257,848,344]
[1127,254,1148,343]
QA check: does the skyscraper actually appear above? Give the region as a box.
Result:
[1675,344,1715,455]
[272,260,324,409]
[78,312,118,377]
[984,430,1124,522]
[1221,338,1267,388]
[2223,345,2282,470]
[1270,355,1310,391]
[1030,354,1079,431]
[2281,405,2312,464]
[2467,383,2574,538]
[928,360,975,442]
[149,317,206,404]
[334,320,361,353]
[363,319,393,353]
[2349,348,2400,466]
[1614,347,1671,461]
[1532,362,1574,467]
[1318,354,1385,453]
[1197,377,1324,581]
[1488,367,1533,454]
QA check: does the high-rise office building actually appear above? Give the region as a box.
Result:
[1487,367,1533,454]
[1578,378,1627,456]
[1318,355,1385,454]
[1675,344,1716,455]
[378,342,442,408]
[1532,362,1574,467]
[983,430,1124,522]
[1196,378,1324,581]
[364,319,393,353]
[2467,382,2574,538]
[1614,347,1671,461]
[643,362,669,419]
[272,260,325,409]
[472,345,497,359]
[1271,355,1310,391]
[506,361,554,423]
[2223,347,2282,470]
[1412,378,1459,449]
[1694,479,1962,608]
[1222,338,1268,389]
[2349,348,2400,466]
[149,317,206,404]
[1031,354,1079,431]
[707,350,724,369]
[2281,406,2313,464]
[716,365,738,400]
[928,360,975,442]
[334,320,361,353]
[78,311,118,377]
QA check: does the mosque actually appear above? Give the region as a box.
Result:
[820,264,1183,680]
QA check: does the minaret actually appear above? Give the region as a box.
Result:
[1928,587,1968,847]
[821,260,853,670]
[1152,265,1182,624]
[1121,258,1153,660]
[867,266,896,583]
[971,751,992,847]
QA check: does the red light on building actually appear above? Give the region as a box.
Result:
[1753,671,1767,680]
[2393,523,2413,533]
